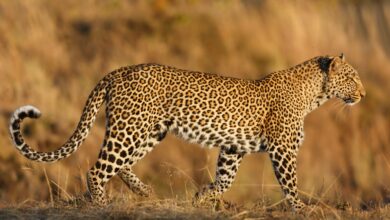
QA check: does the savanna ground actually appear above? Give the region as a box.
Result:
[1,199,390,220]
[1,0,390,219]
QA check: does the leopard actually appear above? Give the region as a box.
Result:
[9,53,365,211]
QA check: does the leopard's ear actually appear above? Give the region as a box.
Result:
[340,53,345,63]
[318,56,332,73]
[328,55,344,77]
[318,55,343,77]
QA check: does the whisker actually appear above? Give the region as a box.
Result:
[335,101,347,121]
[328,99,343,114]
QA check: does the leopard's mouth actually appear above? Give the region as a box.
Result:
[343,96,360,105]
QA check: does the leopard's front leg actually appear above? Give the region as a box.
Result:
[269,149,305,211]
[194,148,244,206]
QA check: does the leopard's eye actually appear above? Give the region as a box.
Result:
[350,77,359,85]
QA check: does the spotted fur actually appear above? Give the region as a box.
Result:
[9,54,365,211]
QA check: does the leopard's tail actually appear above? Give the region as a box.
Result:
[9,77,109,163]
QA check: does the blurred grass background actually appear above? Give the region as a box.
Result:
[0,0,389,209]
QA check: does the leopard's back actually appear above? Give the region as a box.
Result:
[106,64,267,153]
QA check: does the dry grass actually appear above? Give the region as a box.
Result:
[0,0,390,218]
[1,197,390,220]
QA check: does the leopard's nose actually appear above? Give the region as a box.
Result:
[360,88,366,98]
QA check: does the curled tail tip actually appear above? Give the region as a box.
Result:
[13,105,42,120]
[9,105,42,153]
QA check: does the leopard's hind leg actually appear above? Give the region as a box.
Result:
[118,165,153,197]
[86,136,125,205]
[117,119,173,197]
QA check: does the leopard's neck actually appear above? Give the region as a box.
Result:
[293,59,331,115]
[258,58,331,118]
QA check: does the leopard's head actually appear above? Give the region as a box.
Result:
[320,54,366,105]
